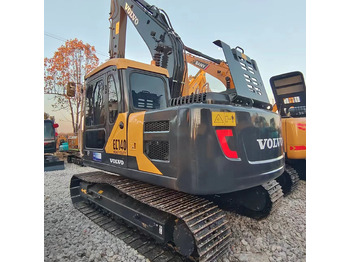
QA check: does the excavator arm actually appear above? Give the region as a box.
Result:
[184,52,233,96]
[187,70,210,95]
[109,0,187,97]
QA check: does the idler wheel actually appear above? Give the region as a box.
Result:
[173,220,195,257]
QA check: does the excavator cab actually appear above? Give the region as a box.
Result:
[82,58,170,170]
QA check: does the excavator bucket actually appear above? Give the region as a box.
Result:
[214,40,270,108]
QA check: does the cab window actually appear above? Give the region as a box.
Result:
[107,74,121,123]
[85,129,105,149]
[85,84,93,126]
[44,121,55,140]
[130,72,167,110]
[85,80,105,126]
[93,80,105,125]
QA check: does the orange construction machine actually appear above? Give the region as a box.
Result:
[270,71,306,181]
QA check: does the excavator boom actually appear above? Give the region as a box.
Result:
[109,0,187,98]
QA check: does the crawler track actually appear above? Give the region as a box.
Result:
[285,165,300,192]
[74,201,186,262]
[70,172,231,261]
[237,179,284,220]
[262,179,284,213]
[207,179,284,220]
[287,159,306,181]
[276,165,300,195]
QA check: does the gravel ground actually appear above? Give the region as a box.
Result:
[44,163,305,262]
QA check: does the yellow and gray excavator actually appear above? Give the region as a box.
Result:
[69,0,286,260]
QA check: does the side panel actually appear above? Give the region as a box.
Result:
[105,113,128,156]
[283,118,306,159]
[104,112,128,167]
[281,119,287,153]
[127,112,162,175]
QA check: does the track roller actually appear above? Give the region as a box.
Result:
[173,220,196,257]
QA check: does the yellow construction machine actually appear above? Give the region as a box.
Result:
[183,50,233,95]
[187,70,211,94]
[68,0,287,260]
[270,71,306,181]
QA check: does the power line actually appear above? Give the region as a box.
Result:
[44,31,109,58]
[44,32,66,42]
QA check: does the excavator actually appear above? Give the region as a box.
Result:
[184,51,300,194]
[69,0,285,260]
[270,71,306,181]
[184,50,233,95]
[187,70,211,95]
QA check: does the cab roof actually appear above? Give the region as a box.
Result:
[85,58,170,79]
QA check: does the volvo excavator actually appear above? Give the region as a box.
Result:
[69,0,285,260]
[183,50,300,194]
[270,71,306,181]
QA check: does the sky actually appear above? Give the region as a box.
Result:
[44,0,305,133]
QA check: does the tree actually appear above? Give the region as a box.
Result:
[44,39,99,133]
[44,112,55,121]
[44,112,50,120]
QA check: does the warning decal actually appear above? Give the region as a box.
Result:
[212,112,236,126]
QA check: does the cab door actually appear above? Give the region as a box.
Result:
[104,69,128,168]
[84,75,107,163]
